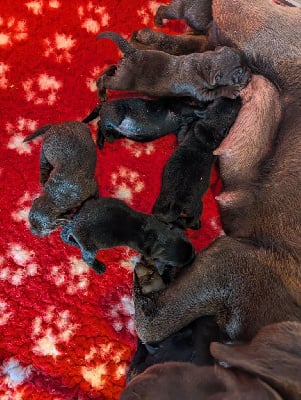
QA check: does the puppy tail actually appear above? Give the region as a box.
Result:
[23,124,52,143]
[97,31,136,56]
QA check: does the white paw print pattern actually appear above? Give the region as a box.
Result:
[43,32,76,63]
[109,295,135,336]
[11,191,35,226]
[1,244,38,286]
[78,2,110,34]
[0,16,27,47]
[122,139,155,158]
[0,299,13,326]
[6,117,38,154]
[31,307,79,357]
[48,256,91,295]
[86,65,108,93]
[111,166,145,204]
[25,0,61,15]
[22,73,62,105]
[0,62,10,89]
[1,358,32,389]
[82,343,129,389]
[137,0,162,25]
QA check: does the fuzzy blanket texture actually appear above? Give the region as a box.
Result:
[0,1,224,399]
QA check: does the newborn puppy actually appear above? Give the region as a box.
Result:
[96,31,251,102]
[209,0,301,90]
[60,197,195,274]
[133,73,301,345]
[127,316,221,382]
[211,321,301,400]
[121,363,281,400]
[24,121,98,236]
[130,28,212,55]
[153,97,241,229]
[154,0,213,33]
[83,97,207,149]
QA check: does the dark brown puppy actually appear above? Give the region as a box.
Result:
[24,122,98,237]
[211,321,301,400]
[121,362,281,400]
[153,97,241,229]
[130,28,212,55]
[154,0,213,33]
[210,0,301,90]
[96,31,251,102]
[133,71,301,344]
[83,97,207,149]
[60,197,195,274]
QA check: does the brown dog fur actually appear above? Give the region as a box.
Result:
[134,82,301,344]
[96,31,251,102]
[120,362,281,400]
[211,321,301,400]
[130,28,212,55]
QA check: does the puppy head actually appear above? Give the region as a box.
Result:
[144,218,195,268]
[206,46,251,87]
[195,97,242,138]
[120,362,281,400]
[29,195,67,236]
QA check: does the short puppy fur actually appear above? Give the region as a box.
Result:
[60,197,195,274]
[83,97,207,149]
[24,121,98,236]
[153,97,241,229]
[96,31,251,102]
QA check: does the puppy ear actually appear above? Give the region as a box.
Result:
[210,322,301,399]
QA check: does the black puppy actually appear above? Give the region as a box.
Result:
[153,97,241,229]
[24,121,98,237]
[60,197,195,274]
[96,31,251,102]
[83,97,207,148]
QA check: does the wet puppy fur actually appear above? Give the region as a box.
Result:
[153,97,241,229]
[122,321,301,400]
[82,97,208,149]
[23,122,98,237]
[134,68,301,344]
[60,197,195,274]
[96,31,251,102]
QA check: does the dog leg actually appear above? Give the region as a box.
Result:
[134,235,300,344]
[96,65,117,101]
[96,120,105,149]
[60,225,80,247]
[154,5,180,27]
[82,104,102,123]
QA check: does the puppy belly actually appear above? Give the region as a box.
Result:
[214,75,282,187]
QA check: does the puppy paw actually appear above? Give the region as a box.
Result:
[135,262,165,295]
[223,84,241,99]
[92,259,106,274]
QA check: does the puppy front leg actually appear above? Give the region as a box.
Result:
[96,65,117,101]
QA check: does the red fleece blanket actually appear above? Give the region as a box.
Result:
[0,1,223,398]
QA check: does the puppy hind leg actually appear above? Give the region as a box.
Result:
[82,104,102,123]
[96,120,105,149]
